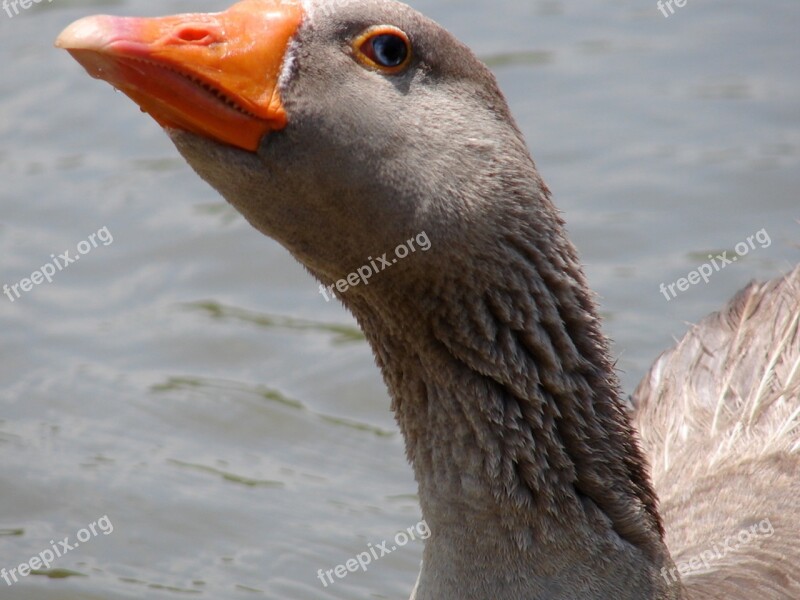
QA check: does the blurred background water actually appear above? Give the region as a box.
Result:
[0,0,798,598]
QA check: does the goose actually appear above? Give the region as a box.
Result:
[55,0,800,598]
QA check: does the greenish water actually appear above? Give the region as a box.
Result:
[1,0,798,598]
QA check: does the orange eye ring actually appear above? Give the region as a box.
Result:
[352,26,413,74]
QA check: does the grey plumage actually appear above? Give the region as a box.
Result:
[635,267,800,599]
[59,0,800,597]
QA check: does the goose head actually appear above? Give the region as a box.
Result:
[57,1,685,598]
[56,0,544,301]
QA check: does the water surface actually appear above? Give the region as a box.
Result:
[1,0,798,598]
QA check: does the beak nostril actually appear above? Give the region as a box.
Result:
[174,26,217,44]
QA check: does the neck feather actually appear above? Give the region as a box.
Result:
[342,194,683,599]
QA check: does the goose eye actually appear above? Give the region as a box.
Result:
[354,27,412,73]
[367,34,408,67]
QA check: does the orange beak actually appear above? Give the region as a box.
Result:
[55,0,304,152]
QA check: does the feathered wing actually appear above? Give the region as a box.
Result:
[633,265,800,599]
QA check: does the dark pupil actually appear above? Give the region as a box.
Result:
[372,34,408,67]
